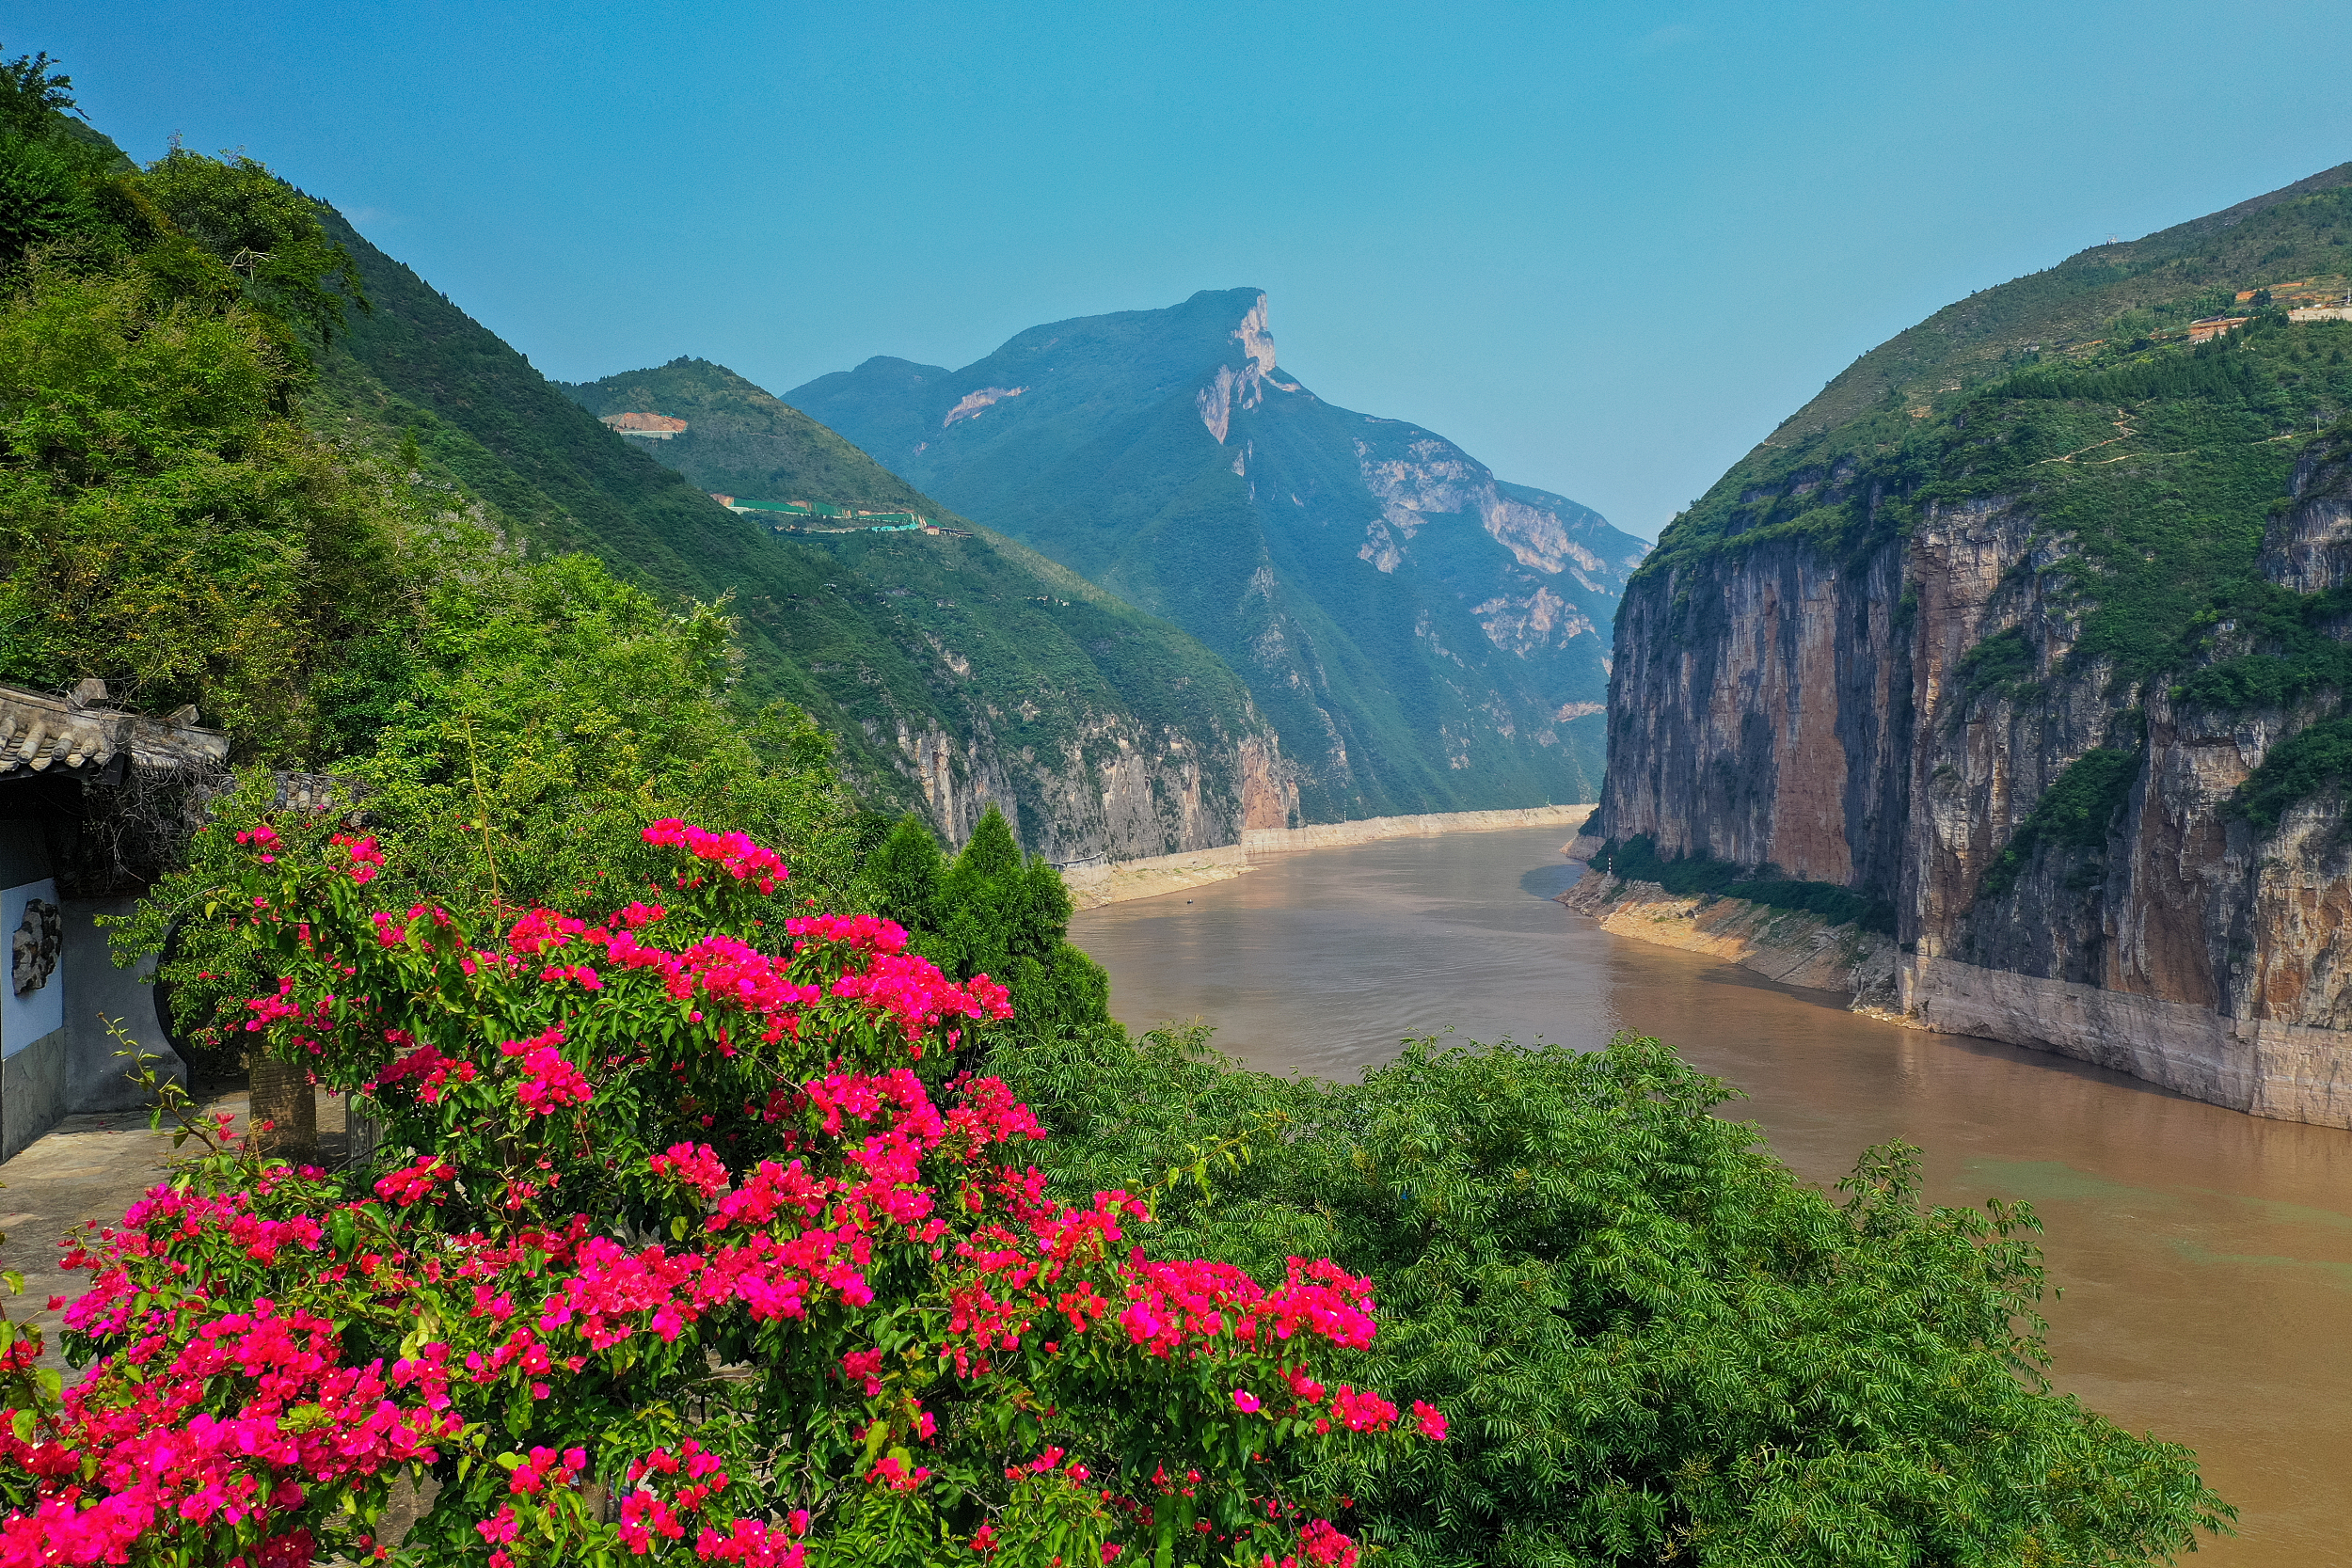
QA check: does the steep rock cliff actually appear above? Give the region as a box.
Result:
[1593,165,2352,1126]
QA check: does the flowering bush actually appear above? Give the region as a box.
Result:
[0,818,1437,1566]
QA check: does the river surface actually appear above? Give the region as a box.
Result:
[1069,826,2352,1565]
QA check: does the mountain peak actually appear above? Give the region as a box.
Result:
[790,288,1644,818]
[1197,293,1296,443]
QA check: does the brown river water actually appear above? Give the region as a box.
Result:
[1068,826,2352,1564]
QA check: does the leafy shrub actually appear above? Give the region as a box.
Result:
[1955,624,2038,701]
[1979,747,2143,899]
[2230,716,2352,831]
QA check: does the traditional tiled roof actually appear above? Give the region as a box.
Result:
[0,680,230,782]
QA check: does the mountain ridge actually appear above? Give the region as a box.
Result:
[1645,160,2352,579]
[791,289,1645,820]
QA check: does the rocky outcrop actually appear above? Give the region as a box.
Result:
[2261,439,2352,593]
[1594,446,2352,1127]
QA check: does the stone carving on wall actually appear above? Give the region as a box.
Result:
[11,897,58,996]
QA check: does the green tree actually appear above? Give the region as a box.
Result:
[0,131,97,263]
[0,261,400,746]
[863,814,945,930]
[0,49,74,136]
[135,149,367,348]
[868,805,1115,1042]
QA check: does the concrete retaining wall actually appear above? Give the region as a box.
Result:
[1066,804,1597,911]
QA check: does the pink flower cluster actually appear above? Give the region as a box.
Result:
[783,912,908,955]
[373,1040,475,1103]
[373,1154,456,1207]
[827,954,1013,1045]
[501,1026,593,1116]
[330,832,385,885]
[644,818,787,893]
[534,1069,1047,1350]
[242,977,331,1054]
[0,817,1444,1566]
[0,1302,455,1567]
[506,908,586,957]
[581,926,822,1047]
[1295,1519,1360,1568]
[650,1142,730,1200]
[1113,1256,1378,1360]
[617,1442,806,1564]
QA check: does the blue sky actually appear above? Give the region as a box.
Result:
[23,1,2352,538]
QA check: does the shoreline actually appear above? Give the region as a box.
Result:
[1554,866,1902,1015]
[1065,803,1596,910]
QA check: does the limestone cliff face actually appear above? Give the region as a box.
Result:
[866,707,1297,865]
[1596,451,2352,1126]
[1602,517,1911,893]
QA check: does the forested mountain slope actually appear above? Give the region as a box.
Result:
[790,290,1645,820]
[1588,161,2352,1126]
[306,219,1294,859]
[560,356,942,515]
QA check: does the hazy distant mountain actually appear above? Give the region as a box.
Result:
[791,290,1646,818]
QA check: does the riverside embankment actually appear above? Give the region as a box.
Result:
[1062,804,1594,909]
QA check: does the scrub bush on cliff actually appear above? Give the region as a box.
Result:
[1001,1029,2233,1566]
[2,816,1441,1565]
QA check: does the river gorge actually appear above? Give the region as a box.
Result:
[1071,825,2352,1566]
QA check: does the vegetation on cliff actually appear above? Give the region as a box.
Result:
[1976,747,2143,899]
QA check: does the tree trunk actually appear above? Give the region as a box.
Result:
[248,1059,317,1163]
